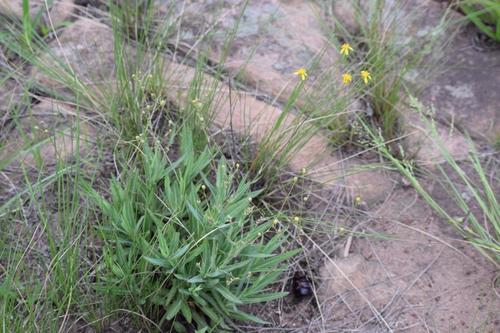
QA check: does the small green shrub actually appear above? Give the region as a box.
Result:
[82,128,298,332]
[459,0,500,42]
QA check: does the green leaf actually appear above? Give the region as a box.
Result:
[194,328,208,333]
[166,296,184,320]
[173,244,190,259]
[172,321,187,333]
[185,245,204,264]
[199,300,221,324]
[191,293,208,307]
[165,284,179,308]
[214,286,242,304]
[181,301,193,323]
[241,291,289,303]
[187,275,205,283]
[252,248,301,272]
[143,256,168,268]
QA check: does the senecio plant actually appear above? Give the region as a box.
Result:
[83,128,298,332]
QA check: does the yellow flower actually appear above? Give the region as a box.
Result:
[342,73,353,85]
[340,43,353,56]
[360,70,372,84]
[293,68,308,81]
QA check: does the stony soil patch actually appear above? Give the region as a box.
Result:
[318,188,500,332]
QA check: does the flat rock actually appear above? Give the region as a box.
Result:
[0,99,95,170]
[319,254,402,323]
[361,189,499,332]
[399,101,471,166]
[331,0,488,162]
[333,0,499,144]
[32,17,117,99]
[318,189,500,331]
[170,0,339,105]
[420,24,500,143]
[160,0,395,203]
[332,0,448,40]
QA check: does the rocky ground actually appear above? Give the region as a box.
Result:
[0,0,499,332]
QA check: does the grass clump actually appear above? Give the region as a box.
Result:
[82,127,298,332]
[363,96,499,267]
[321,0,452,145]
[459,0,500,42]
[356,0,445,141]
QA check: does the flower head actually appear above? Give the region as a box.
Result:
[293,68,308,81]
[340,43,353,56]
[360,70,372,84]
[342,73,353,85]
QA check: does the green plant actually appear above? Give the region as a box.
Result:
[459,0,500,41]
[21,0,33,48]
[110,0,155,43]
[357,0,442,141]
[318,0,452,144]
[361,96,499,266]
[82,127,298,332]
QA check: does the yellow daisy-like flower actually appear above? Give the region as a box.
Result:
[342,73,353,85]
[293,68,308,81]
[340,42,353,56]
[360,70,372,84]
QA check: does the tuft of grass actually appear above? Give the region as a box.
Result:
[357,0,449,141]
[361,96,499,267]
[459,0,500,41]
[21,0,33,49]
[318,0,454,145]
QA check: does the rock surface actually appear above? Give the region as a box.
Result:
[32,15,392,204]
[318,189,500,332]
[420,24,500,143]
[319,254,402,325]
[32,17,117,100]
[0,99,95,170]
[170,0,340,105]
[399,101,472,165]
